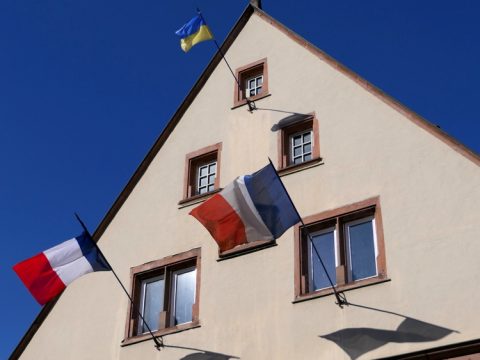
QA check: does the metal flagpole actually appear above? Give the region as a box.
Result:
[74,213,164,349]
[266,159,347,308]
[197,9,257,112]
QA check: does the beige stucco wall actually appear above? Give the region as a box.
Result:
[20,12,480,360]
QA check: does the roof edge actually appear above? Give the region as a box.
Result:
[11,4,479,359]
[9,5,256,360]
[253,7,480,166]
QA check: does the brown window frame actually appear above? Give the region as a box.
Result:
[123,248,201,345]
[277,113,321,174]
[180,143,222,204]
[294,197,387,302]
[233,58,269,107]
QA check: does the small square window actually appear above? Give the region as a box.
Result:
[295,197,387,301]
[278,113,320,171]
[125,249,201,341]
[234,58,269,107]
[182,143,222,201]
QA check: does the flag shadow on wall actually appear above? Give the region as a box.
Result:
[163,344,239,360]
[319,303,457,360]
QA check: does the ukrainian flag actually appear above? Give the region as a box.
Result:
[175,15,213,52]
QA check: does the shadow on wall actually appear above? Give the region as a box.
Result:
[320,302,457,360]
[180,351,239,360]
[162,344,239,360]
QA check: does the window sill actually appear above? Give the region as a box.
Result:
[278,157,323,177]
[178,188,223,209]
[217,240,277,261]
[293,276,391,304]
[231,93,271,110]
[121,321,201,347]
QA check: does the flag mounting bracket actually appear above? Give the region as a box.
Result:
[247,99,257,112]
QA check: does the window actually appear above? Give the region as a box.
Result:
[182,143,222,201]
[125,248,201,342]
[294,197,387,301]
[233,58,269,107]
[196,160,217,195]
[278,113,320,172]
[245,74,263,98]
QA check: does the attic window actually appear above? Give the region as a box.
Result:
[233,58,269,107]
[277,113,321,173]
[181,143,222,202]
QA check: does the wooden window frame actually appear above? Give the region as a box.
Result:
[277,113,321,174]
[180,143,222,204]
[123,248,201,345]
[294,197,387,302]
[233,58,269,107]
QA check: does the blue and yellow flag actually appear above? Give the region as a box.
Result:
[175,15,213,52]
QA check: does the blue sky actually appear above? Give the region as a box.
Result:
[1,1,479,357]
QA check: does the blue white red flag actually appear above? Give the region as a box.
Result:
[190,163,300,252]
[13,232,111,305]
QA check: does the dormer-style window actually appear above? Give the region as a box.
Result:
[234,58,269,107]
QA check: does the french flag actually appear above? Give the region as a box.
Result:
[13,232,111,305]
[190,163,300,252]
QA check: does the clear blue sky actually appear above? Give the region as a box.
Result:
[1,1,479,357]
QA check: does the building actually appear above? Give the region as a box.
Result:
[11,2,480,359]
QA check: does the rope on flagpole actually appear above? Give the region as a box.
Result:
[74,213,164,350]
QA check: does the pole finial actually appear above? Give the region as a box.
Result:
[250,0,262,9]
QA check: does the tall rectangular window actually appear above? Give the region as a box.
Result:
[126,249,201,342]
[309,227,337,292]
[294,197,387,301]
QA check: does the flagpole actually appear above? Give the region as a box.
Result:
[197,9,257,112]
[74,213,164,349]
[266,159,347,308]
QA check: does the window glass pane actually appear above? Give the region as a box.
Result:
[257,76,263,86]
[303,143,311,153]
[198,186,207,194]
[199,166,207,177]
[208,184,214,192]
[294,146,302,157]
[348,219,376,281]
[304,153,312,161]
[293,157,302,164]
[248,79,255,88]
[209,162,216,174]
[172,268,196,325]
[303,132,311,143]
[208,174,215,185]
[199,176,207,187]
[293,135,302,146]
[310,230,336,291]
[139,276,164,334]
[249,89,255,97]
[257,86,262,94]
